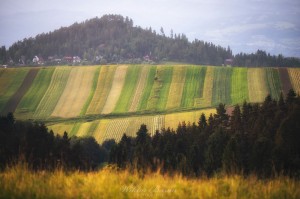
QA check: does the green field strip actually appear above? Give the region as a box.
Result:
[15,68,55,119]
[248,68,269,103]
[146,66,173,111]
[128,66,150,112]
[194,67,214,108]
[70,122,81,137]
[34,67,71,119]
[265,68,282,100]
[181,66,206,107]
[231,67,249,104]
[80,67,101,116]
[114,65,141,113]
[0,68,29,113]
[87,121,99,137]
[86,66,117,115]
[166,66,187,110]
[137,66,157,110]
[1,68,39,115]
[212,67,232,106]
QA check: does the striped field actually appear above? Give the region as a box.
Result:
[1,65,299,143]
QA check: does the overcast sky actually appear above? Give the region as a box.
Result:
[1,0,300,57]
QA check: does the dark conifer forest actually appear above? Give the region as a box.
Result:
[1,89,299,178]
[1,14,299,67]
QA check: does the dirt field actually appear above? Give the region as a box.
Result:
[278,68,293,95]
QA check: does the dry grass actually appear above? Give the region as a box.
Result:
[1,164,299,199]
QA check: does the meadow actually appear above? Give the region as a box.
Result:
[0,65,299,143]
[1,164,299,199]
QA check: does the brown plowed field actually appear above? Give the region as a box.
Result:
[2,68,39,114]
[278,68,293,95]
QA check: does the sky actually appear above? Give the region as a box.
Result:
[1,0,300,57]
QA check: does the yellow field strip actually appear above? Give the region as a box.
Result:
[76,122,93,137]
[51,67,96,118]
[101,65,128,114]
[86,66,117,115]
[288,68,300,95]
[248,68,269,102]
[49,123,75,136]
[128,66,150,112]
[93,120,109,143]
[166,66,186,109]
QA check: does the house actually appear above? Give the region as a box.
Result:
[73,56,81,63]
[224,58,233,67]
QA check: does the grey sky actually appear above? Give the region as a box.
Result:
[1,0,300,57]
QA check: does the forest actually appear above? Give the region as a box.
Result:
[1,89,299,178]
[0,14,299,67]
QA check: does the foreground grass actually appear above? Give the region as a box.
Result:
[1,165,299,199]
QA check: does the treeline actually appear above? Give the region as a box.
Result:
[110,89,300,177]
[1,90,300,177]
[0,113,115,170]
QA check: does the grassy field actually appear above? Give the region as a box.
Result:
[212,67,232,106]
[231,67,249,104]
[15,68,55,118]
[1,165,299,199]
[0,68,29,113]
[34,67,71,118]
[265,68,282,100]
[114,65,141,113]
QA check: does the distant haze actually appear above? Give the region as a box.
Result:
[1,0,299,57]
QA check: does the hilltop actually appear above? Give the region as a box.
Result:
[1,14,299,67]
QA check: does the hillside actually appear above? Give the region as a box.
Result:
[0,65,300,142]
[1,14,299,67]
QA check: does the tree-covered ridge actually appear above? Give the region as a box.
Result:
[1,14,298,66]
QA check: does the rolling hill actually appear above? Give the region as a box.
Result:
[1,65,299,142]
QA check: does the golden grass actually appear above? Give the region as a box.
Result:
[248,68,269,103]
[194,67,214,108]
[129,66,150,112]
[288,68,300,95]
[51,66,97,118]
[166,66,187,110]
[2,164,299,199]
[102,65,128,114]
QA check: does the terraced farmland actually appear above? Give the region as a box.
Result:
[1,65,299,143]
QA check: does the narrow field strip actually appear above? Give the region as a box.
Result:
[34,67,71,119]
[80,67,100,115]
[231,67,249,104]
[75,122,93,137]
[195,67,214,108]
[288,68,300,95]
[137,66,157,111]
[51,66,96,118]
[93,120,109,143]
[265,68,282,100]
[248,68,269,103]
[128,66,150,112]
[1,68,39,115]
[15,68,55,119]
[211,67,232,106]
[0,68,29,113]
[114,65,141,113]
[181,66,206,108]
[146,66,173,111]
[166,66,187,110]
[101,65,128,114]
[49,123,75,136]
[86,66,117,115]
